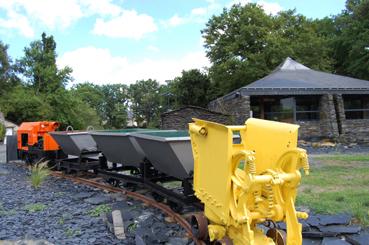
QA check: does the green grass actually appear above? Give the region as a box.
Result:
[88,204,112,217]
[30,161,50,189]
[24,203,47,213]
[297,155,369,225]
[0,203,16,216]
[315,154,369,162]
[127,222,138,233]
[65,228,81,238]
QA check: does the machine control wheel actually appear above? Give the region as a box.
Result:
[190,213,208,240]
[266,228,286,245]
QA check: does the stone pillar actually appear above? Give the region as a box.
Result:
[208,95,250,124]
[319,94,339,139]
[364,97,369,119]
[333,94,346,135]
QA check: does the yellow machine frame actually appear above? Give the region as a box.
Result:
[189,118,309,245]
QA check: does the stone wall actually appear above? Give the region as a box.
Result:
[161,107,233,130]
[340,119,369,144]
[207,93,369,143]
[208,95,250,124]
[319,94,339,139]
[333,94,346,135]
[297,120,322,140]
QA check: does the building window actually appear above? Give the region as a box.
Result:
[264,97,295,123]
[295,96,320,121]
[251,95,320,123]
[343,95,369,119]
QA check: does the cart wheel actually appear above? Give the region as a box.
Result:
[152,192,164,202]
[190,213,208,240]
[107,178,120,187]
[168,201,183,213]
[266,228,286,245]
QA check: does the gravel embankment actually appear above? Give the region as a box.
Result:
[0,143,367,245]
[0,161,187,245]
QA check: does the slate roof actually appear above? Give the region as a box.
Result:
[223,57,369,99]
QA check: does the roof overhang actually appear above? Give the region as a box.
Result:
[241,87,369,96]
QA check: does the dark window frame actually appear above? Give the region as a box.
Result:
[343,95,369,120]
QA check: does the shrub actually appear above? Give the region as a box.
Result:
[88,204,112,217]
[0,123,5,142]
[24,203,47,212]
[30,161,50,189]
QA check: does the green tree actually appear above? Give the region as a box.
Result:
[202,4,333,96]
[0,41,19,96]
[72,83,105,126]
[8,33,100,129]
[158,81,177,113]
[0,41,11,94]
[16,32,72,93]
[332,0,369,80]
[100,84,128,128]
[129,79,161,127]
[45,88,100,130]
[171,69,211,107]
[2,86,52,124]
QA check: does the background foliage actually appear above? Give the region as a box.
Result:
[0,0,368,129]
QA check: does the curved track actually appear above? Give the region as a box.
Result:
[51,172,202,245]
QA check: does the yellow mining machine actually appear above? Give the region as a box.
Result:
[189,118,310,245]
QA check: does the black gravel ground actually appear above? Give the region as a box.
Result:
[0,161,188,245]
[1,143,367,245]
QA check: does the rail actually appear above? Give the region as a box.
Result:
[50,172,201,245]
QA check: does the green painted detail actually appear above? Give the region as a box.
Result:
[138,130,189,138]
[97,128,154,133]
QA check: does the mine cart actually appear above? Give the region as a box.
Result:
[49,131,103,173]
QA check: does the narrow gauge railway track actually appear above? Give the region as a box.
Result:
[50,171,202,245]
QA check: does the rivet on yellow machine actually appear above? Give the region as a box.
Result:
[189,118,309,245]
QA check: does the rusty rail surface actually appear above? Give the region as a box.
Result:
[50,171,201,245]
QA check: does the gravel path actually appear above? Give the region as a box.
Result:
[0,162,187,245]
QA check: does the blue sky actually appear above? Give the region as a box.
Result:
[0,0,346,85]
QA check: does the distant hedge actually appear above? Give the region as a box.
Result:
[0,123,5,142]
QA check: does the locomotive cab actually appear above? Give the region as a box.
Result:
[17,121,64,164]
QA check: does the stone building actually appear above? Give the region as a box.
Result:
[208,57,369,143]
[161,106,233,130]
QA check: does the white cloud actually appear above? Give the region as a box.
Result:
[79,0,121,16]
[0,0,157,39]
[16,0,83,29]
[191,7,207,16]
[163,1,221,28]
[165,14,186,27]
[0,10,34,37]
[227,0,251,8]
[257,1,282,15]
[92,10,157,39]
[146,45,160,53]
[57,46,210,84]
[227,0,282,15]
